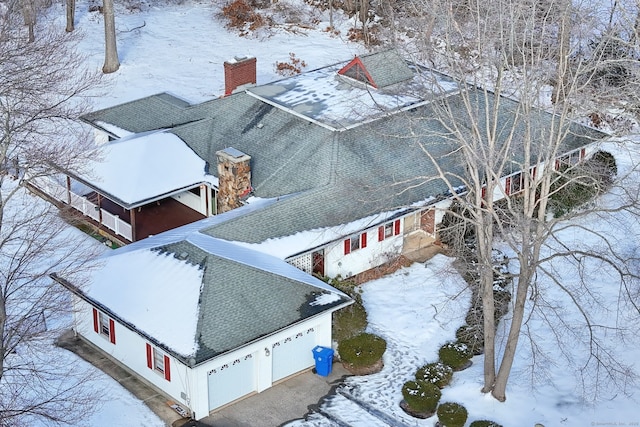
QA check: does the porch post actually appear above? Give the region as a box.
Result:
[97,194,103,223]
[66,176,72,204]
[130,209,137,241]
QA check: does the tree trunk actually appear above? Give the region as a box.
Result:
[479,213,496,392]
[66,0,75,32]
[551,0,571,104]
[329,0,333,29]
[102,0,120,74]
[491,249,534,401]
[21,0,35,42]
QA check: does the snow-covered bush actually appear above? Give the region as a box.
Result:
[438,341,472,371]
[401,379,441,415]
[415,362,453,389]
[436,402,468,427]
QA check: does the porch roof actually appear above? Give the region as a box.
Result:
[69,130,215,209]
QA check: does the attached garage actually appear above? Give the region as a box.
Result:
[272,328,316,382]
[208,353,257,410]
[59,235,352,421]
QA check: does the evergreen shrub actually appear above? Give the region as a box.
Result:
[401,379,441,414]
[415,362,453,389]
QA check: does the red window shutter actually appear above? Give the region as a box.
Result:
[109,319,116,344]
[344,239,351,255]
[531,166,537,180]
[361,232,367,248]
[146,343,153,369]
[394,220,400,236]
[555,159,560,170]
[481,187,486,199]
[505,177,511,196]
[92,308,99,333]
[378,226,384,241]
[580,148,586,160]
[164,355,171,381]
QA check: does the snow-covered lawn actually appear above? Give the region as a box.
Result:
[289,139,640,427]
[15,0,640,425]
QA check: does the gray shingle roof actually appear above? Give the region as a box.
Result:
[155,240,350,364]
[80,50,607,249]
[358,49,415,88]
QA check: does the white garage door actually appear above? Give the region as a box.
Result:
[208,353,256,411]
[272,328,316,382]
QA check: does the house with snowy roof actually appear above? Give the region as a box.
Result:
[42,49,608,419]
[53,226,351,419]
[35,49,605,281]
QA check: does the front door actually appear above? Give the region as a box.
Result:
[312,250,324,276]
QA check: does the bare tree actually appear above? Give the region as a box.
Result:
[0,3,103,424]
[20,0,35,42]
[102,0,119,73]
[401,0,640,402]
[65,0,75,32]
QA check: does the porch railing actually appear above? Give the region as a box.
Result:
[32,176,133,241]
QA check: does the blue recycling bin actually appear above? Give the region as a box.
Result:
[312,345,334,377]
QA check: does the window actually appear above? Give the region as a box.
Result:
[556,148,585,170]
[377,219,401,241]
[507,173,524,195]
[146,343,171,381]
[92,308,116,344]
[343,232,367,255]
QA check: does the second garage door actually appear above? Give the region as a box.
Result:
[272,328,316,382]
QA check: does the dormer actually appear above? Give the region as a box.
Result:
[337,49,415,89]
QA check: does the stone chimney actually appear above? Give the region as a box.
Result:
[223,56,257,96]
[216,147,252,214]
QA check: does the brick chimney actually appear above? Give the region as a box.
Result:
[224,56,257,96]
[216,147,252,214]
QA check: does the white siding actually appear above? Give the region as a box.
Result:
[72,296,334,420]
[190,312,332,416]
[72,296,194,415]
[172,187,208,216]
[324,221,403,279]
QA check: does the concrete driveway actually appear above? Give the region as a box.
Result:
[196,365,349,427]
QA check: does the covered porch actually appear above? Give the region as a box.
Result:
[88,192,206,242]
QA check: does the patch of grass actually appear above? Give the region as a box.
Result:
[73,222,120,249]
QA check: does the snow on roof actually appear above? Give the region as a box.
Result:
[247,61,458,130]
[231,203,419,259]
[186,232,348,297]
[87,247,203,356]
[74,131,211,207]
[95,121,134,138]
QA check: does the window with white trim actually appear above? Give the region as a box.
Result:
[344,232,367,255]
[92,308,116,344]
[146,343,171,381]
[377,219,401,241]
[508,172,524,195]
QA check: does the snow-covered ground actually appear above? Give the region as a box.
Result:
[17,0,640,425]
